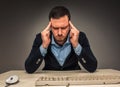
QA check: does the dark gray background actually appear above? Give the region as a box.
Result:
[0,0,120,73]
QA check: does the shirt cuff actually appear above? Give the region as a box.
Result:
[74,43,82,56]
[39,45,47,57]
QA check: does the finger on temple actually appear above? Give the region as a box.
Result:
[69,21,75,28]
[45,22,51,31]
[69,21,77,30]
[69,30,72,38]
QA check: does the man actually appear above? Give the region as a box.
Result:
[25,6,97,73]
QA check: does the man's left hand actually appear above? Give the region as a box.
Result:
[69,21,80,48]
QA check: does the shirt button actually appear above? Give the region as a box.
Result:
[82,58,86,63]
[36,58,41,64]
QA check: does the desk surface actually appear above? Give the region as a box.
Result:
[0,69,120,87]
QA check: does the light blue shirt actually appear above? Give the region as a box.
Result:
[40,35,82,66]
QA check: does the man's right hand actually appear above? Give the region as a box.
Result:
[41,22,51,49]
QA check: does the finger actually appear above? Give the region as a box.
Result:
[45,22,51,31]
[70,29,74,38]
[69,21,75,29]
[70,30,72,38]
[69,21,78,31]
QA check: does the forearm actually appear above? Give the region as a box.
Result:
[79,47,97,72]
[25,48,43,73]
[77,32,97,72]
[25,33,44,73]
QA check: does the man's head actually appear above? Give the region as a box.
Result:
[49,6,71,45]
[49,6,71,21]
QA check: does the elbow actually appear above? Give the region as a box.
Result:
[87,60,98,73]
[25,67,35,74]
[25,61,35,74]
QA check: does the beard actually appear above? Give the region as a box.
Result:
[54,32,70,46]
[55,36,66,45]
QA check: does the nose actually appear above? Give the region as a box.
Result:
[58,28,62,35]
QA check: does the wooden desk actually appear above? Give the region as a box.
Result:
[0,69,120,87]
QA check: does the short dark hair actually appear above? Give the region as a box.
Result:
[49,6,71,21]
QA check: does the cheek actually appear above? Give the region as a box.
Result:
[63,29,70,36]
[51,29,57,36]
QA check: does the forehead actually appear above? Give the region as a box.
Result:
[50,15,69,27]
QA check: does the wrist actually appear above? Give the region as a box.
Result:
[42,43,48,49]
[40,45,47,57]
[74,43,82,56]
[72,42,79,48]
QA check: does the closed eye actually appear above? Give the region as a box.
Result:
[52,25,69,30]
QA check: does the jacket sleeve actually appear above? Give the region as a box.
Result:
[25,33,44,73]
[78,32,97,72]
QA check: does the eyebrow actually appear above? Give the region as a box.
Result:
[52,25,69,29]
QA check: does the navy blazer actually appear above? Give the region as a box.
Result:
[25,31,97,73]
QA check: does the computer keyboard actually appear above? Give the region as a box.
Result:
[35,70,120,86]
